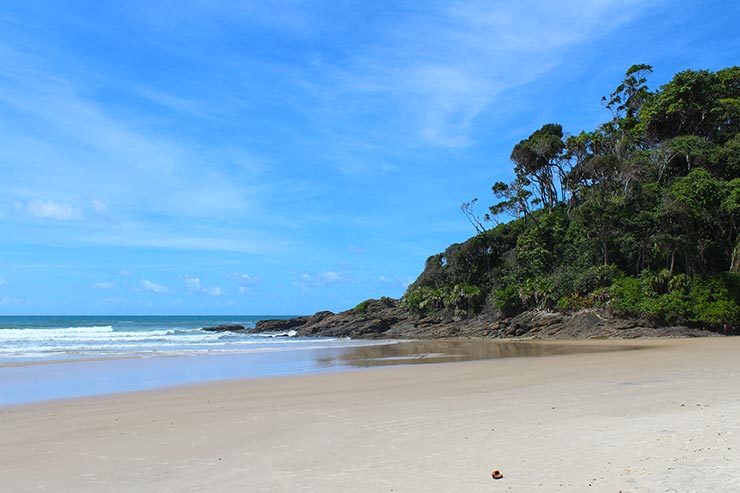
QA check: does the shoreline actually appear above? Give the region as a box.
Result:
[0,336,648,367]
[0,338,644,407]
[0,337,399,369]
[3,337,739,491]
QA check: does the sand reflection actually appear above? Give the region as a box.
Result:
[315,339,641,368]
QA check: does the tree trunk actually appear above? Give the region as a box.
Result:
[602,238,609,265]
[731,239,740,273]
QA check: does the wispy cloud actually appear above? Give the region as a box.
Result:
[183,275,202,290]
[91,199,115,222]
[183,274,224,296]
[311,0,655,149]
[140,279,168,293]
[92,281,114,289]
[17,200,82,221]
[0,35,279,252]
[0,0,704,315]
[226,273,259,295]
[228,273,259,285]
[299,271,354,288]
[202,286,224,296]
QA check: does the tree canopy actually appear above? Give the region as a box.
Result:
[404,65,740,331]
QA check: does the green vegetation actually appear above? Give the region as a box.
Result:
[354,300,371,314]
[406,65,740,331]
[404,283,483,315]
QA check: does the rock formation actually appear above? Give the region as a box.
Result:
[251,298,717,340]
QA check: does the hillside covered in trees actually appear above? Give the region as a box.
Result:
[257,65,739,338]
[409,64,739,330]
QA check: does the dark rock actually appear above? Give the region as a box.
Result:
[202,323,247,333]
[252,317,308,333]
[254,300,719,340]
[251,311,335,334]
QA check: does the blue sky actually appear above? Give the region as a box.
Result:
[0,0,738,315]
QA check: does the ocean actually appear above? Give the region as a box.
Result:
[0,315,400,405]
[0,315,376,363]
[0,316,628,406]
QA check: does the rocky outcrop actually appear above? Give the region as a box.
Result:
[488,310,717,339]
[202,323,247,333]
[252,317,309,332]
[251,299,718,340]
[251,301,407,338]
[253,311,334,333]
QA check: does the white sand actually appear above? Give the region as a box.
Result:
[1,337,739,492]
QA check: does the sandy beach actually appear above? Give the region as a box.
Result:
[1,337,739,492]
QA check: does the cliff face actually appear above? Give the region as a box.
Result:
[252,297,717,339]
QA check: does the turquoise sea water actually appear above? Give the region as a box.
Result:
[0,315,375,362]
[0,315,399,405]
[0,317,634,406]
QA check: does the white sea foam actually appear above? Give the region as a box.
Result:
[0,339,395,362]
[0,325,117,340]
[0,323,377,361]
[252,329,298,338]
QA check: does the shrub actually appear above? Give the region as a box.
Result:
[609,276,644,315]
[354,300,370,314]
[403,286,444,314]
[443,284,483,314]
[492,285,524,316]
[404,284,483,315]
[610,271,740,328]
[688,274,740,327]
[574,264,621,295]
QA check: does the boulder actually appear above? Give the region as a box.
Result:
[252,317,309,333]
[252,311,335,334]
[202,323,247,333]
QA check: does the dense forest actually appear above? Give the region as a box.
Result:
[404,65,740,331]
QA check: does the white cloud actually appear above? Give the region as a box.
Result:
[299,271,353,287]
[0,39,279,254]
[93,281,114,289]
[19,200,82,221]
[91,199,108,214]
[0,296,22,305]
[324,0,653,147]
[141,279,168,293]
[203,286,224,296]
[233,273,257,285]
[183,274,224,296]
[320,271,345,283]
[230,273,258,294]
[183,275,201,290]
[226,272,260,294]
[91,199,115,222]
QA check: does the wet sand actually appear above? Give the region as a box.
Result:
[0,339,639,406]
[1,337,739,491]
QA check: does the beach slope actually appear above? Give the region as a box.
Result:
[1,338,739,492]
